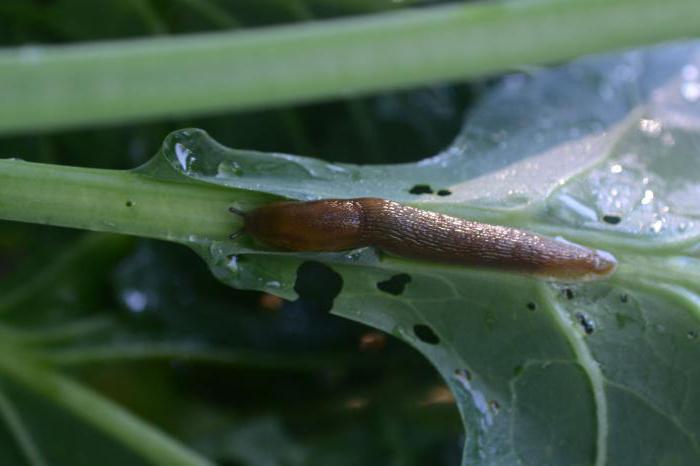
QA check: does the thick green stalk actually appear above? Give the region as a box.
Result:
[1,0,699,133]
[0,159,244,242]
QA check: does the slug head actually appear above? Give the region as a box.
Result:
[241,199,364,252]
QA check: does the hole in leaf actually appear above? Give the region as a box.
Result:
[409,184,434,195]
[377,273,412,295]
[437,189,452,196]
[413,324,440,344]
[602,215,622,225]
[294,261,343,314]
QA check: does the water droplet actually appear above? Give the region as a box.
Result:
[218,161,243,176]
[650,220,664,234]
[554,194,598,222]
[175,143,193,172]
[682,64,699,81]
[610,164,623,174]
[661,132,676,146]
[639,118,662,136]
[453,369,493,427]
[641,189,654,205]
[227,255,239,271]
[681,82,700,102]
[575,312,595,335]
[123,289,148,313]
[489,400,501,414]
[687,330,698,340]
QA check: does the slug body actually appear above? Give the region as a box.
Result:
[238,198,616,280]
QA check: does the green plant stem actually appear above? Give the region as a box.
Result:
[1,0,699,133]
[43,343,391,370]
[0,350,213,466]
[0,387,46,466]
[0,159,245,243]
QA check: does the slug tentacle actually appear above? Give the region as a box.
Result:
[228,206,247,218]
[230,198,616,280]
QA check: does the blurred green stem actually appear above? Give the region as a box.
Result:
[44,343,390,370]
[0,159,242,243]
[0,387,46,466]
[1,0,699,133]
[0,348,213,466]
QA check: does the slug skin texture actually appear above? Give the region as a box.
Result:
[237,198,617,280]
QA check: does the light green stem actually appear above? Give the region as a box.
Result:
[1,0,699,133]
[0,159,246,243]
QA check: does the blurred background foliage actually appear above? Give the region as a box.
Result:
[0,1,474,464]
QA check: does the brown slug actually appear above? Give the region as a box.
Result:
[229,198,617,280]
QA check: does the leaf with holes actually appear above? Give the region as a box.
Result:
[139,41,700,465]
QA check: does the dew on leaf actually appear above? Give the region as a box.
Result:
[174,142,194,172]
[650,220,664,233]
[682,64,699,80]
[226,255,238,271]
[681,82,700,102]
[639,118,663,136]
